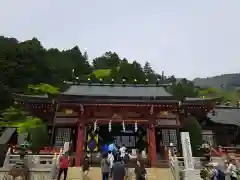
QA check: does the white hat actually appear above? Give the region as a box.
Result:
[210,162,218,167]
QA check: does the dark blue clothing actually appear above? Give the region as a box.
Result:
[103,144,108,153]
[102,172,109,180]
[111,162,125,180]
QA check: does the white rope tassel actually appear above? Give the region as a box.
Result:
[94,120,97,132]
[135,121,138,132]
[108,120,112,132]
[122,121,125,132]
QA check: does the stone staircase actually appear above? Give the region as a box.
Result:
[181,169,201,180]
[66,167,174,180]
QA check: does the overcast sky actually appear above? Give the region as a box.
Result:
[1,0,240,80]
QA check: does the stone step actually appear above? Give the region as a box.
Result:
[64,167,174,180]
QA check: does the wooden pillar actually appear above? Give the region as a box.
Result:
[147,127,151,158]
[176,128,181,155]
[148,123,157,167]
[75,123,85,167]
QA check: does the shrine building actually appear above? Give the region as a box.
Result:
[12,83,218,167]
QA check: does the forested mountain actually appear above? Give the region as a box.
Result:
[194,73,240,90]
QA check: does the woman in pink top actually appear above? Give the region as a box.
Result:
[57,153,69,180]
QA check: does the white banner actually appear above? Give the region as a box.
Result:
[63,142,70,153]
[180,132,194,169]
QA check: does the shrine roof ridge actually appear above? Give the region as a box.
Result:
[12,93,49,98]
[63,81,172,87]
[183,97,220,102]
[215,105,240,109]
[61,84,172,97]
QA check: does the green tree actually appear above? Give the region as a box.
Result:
[182,116,202,155]
[92,52,121,70]
[0,35,196,112]
[27,83,60,95]
[0,107,42,133]
[28,124,49,154]
[169,79,198,100]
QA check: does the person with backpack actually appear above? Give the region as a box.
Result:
[101,153,111,180]
[82,154,91,180]
[111,155,126,180]
[134,160,147,180]
[123,150,133,179]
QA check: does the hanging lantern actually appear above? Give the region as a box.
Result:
[212,110,216,116]
[134,121,138,132]
[111,78,115,84]
[225,101,230,106]
[145,79,148,84]
[236,102,240,107]
[109,120,112,132]
[122,121,125,132]
[94,120,97,132]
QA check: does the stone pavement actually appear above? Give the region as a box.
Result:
[64,167,174,180]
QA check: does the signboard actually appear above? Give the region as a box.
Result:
[156,119,179,126]
[180,132,194,169]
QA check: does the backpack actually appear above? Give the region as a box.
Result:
[123,154,130,164]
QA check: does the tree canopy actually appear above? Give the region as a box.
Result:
[0,107,42,133]
[0,35,234,111]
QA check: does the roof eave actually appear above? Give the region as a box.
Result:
[183,97,221,104]
[12,93,53,103]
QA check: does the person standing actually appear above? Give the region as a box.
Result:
[82,154,91,180]
[57,152,69,180]
[123,150,132,179]
[115,146,121,160]
[108,150,114,172]
[119,144,127,159]
[227,159,238,180]
[111,155,126,180]
[202,141,211,162]
[108,141,117,155]
[210,164,219,180]
[134,160,147,180]
[101,153,111,180]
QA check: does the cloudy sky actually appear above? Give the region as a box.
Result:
[1,0,240,79]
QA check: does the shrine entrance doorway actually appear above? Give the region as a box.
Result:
[98,125,138,149]
[85,124,148,154]
[155,128,178,159]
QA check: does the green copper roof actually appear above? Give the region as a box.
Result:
[62,84,172,98]
[208,108,240,126]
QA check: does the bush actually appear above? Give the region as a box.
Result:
[28,124,49,154]
[182,116,202,156]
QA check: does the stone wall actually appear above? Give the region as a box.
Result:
[0,168,51,180]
